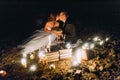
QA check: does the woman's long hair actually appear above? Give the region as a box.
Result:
[47,13,58,21]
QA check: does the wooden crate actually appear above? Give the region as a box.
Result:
[59,49,72,59]
[46,51,59,62]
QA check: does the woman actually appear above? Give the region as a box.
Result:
[44,13,60,32]
[44,13,63,39]
[19,13,63,55]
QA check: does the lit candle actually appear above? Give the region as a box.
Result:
[73,48,88,67]
[0,70,7,77]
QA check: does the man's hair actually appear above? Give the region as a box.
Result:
[60,11,69,18]
[48,13,57,21]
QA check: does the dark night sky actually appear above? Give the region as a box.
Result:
[0,0,120,39]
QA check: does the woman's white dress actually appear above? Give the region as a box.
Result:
[18,29,57,54]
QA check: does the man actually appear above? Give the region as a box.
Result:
[58,11,76,43]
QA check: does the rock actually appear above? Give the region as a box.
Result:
[99,66,103,71]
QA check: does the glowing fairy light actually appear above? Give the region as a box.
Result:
[22,53,27,58]
[82,42,95,50]
[90,43,95,49]
[66,43,71,49]
[21,58,27,68]
[49,64,55,70]
[99,40,104,45]
[93,36,100,41]
[38,51,46,58]
[30,53,35,60]
[0,70,4,74]
[82,42,89,49]
[29,65,37,71]
[105,37,109,41]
